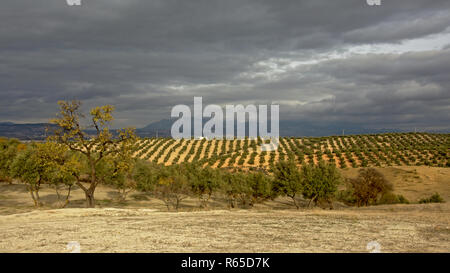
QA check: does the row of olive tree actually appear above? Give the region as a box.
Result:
[132,161,276,211]
[130,159,343,211]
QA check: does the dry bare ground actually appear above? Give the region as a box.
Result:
[0,204,448,253]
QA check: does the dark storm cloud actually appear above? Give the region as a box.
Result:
[0,0,449,131]
[266,49,450,129]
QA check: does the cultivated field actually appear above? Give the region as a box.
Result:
[131,133,449,169]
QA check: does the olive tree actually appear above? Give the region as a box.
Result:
[135,162,190,211]
[0,138,26,183]
[10,145,46,207]
[272,161,303,209]
[220,172,238,208]
[35,142,80,208]
[185,164,220,208]
[155,169,190,211]
[301,162,341,208]
[220,172,252,208]
[246,171,275,206]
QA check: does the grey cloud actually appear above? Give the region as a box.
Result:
[0,0,449,131]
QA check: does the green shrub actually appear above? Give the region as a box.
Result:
[378,192,409,205]
[419,193,445,204]
[336,189,357,205]
[397,194,410,204]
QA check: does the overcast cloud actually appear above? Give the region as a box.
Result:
[0,0,449,132]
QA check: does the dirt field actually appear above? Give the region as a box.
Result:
[0,166,448,253]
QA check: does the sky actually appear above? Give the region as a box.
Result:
[0,0,449,132]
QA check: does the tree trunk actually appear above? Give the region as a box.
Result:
[63,185,72,208]
[29,190,38,207]
[35,190,41,207]
[86,156,97,208]
[289,194,299,209]
[56,185,72,208]
[175,198,180,211]
[292,197,299,209]
[199,193,210,209]
[164,200,171,211]
[28,185,41,207]
[85,191,95,208]
[308,195,317,208]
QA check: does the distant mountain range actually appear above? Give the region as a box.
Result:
[137,119,449,137]
[0,122,57,140]
[0,120,448,140]
[0,121,173,140]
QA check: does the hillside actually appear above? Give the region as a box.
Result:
[131,133,449,170]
